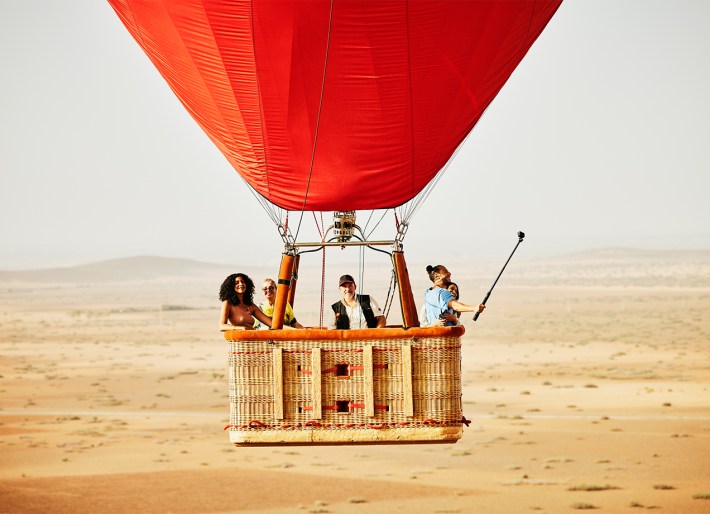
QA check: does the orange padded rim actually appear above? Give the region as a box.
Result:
[224,325,465,342]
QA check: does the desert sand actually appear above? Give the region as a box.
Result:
[1,250,709,513]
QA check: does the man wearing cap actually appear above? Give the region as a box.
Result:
[328,274,386,329]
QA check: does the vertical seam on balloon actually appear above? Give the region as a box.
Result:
[243,3,285,227]
[247,26,284,229]
[249,0,271,201]
[406,0,415,216]
[112,2,282,224]
[402,1,548,226]
[142,1,248,187]
[527,1,539,48]
[293,0,335,240]
[121,0,143,47]
[201,1,281,228]
[195,1,281,228]
[499,0,539,81]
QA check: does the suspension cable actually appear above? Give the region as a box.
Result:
[364,209,390,239]
[361,210,375,236]
[382,266,397,318]
[318,212,326,327]
[396,108,485,226]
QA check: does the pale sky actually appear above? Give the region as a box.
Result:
[1,0,709,270]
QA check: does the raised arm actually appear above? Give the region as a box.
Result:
[449,299,485,314]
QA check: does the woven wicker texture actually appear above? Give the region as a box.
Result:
[226,329,463,444]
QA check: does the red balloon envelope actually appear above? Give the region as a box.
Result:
[108,0,562,211]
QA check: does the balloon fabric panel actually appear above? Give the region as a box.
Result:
[107,0,562,211]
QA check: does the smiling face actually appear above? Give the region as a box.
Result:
[262,280,276,304]
[234,276,247,296]
[447,283,459,300]
[339,281,356,303]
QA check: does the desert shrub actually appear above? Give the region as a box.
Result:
[568,484,618,491]
[161,304,193,311]
[653,484,675,490]
[571,503,597,510]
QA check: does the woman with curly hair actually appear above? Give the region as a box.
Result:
[219,273,272,330]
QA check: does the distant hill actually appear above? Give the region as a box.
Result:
[0,256,272,284]
[1,249,708,287]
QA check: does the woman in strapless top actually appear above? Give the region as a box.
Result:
[219,273,272,330]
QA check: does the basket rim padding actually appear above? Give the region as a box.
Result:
[224,325,465,342]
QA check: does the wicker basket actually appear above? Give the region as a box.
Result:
[224,326,465,445]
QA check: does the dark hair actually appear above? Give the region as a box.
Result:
[219,273,255,306]
[426,264,446,283]
[447,282,459,300]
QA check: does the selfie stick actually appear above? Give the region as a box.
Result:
[473,231,525,321]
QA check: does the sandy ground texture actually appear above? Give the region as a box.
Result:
[1,251,709,513]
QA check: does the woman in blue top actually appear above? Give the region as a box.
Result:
[423,265,485,326]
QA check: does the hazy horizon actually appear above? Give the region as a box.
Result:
[2,1,709,271]
[1,245,707,275]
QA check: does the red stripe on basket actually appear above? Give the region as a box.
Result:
[349,403,388,410]
[348,364,387,371]
[225,419,467,431]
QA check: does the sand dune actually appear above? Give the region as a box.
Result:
[0,256,248,284]
[0,468,454,513]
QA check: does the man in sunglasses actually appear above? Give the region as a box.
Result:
[257,278,304,329]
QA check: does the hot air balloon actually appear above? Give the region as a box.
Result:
[108,0,562,445]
